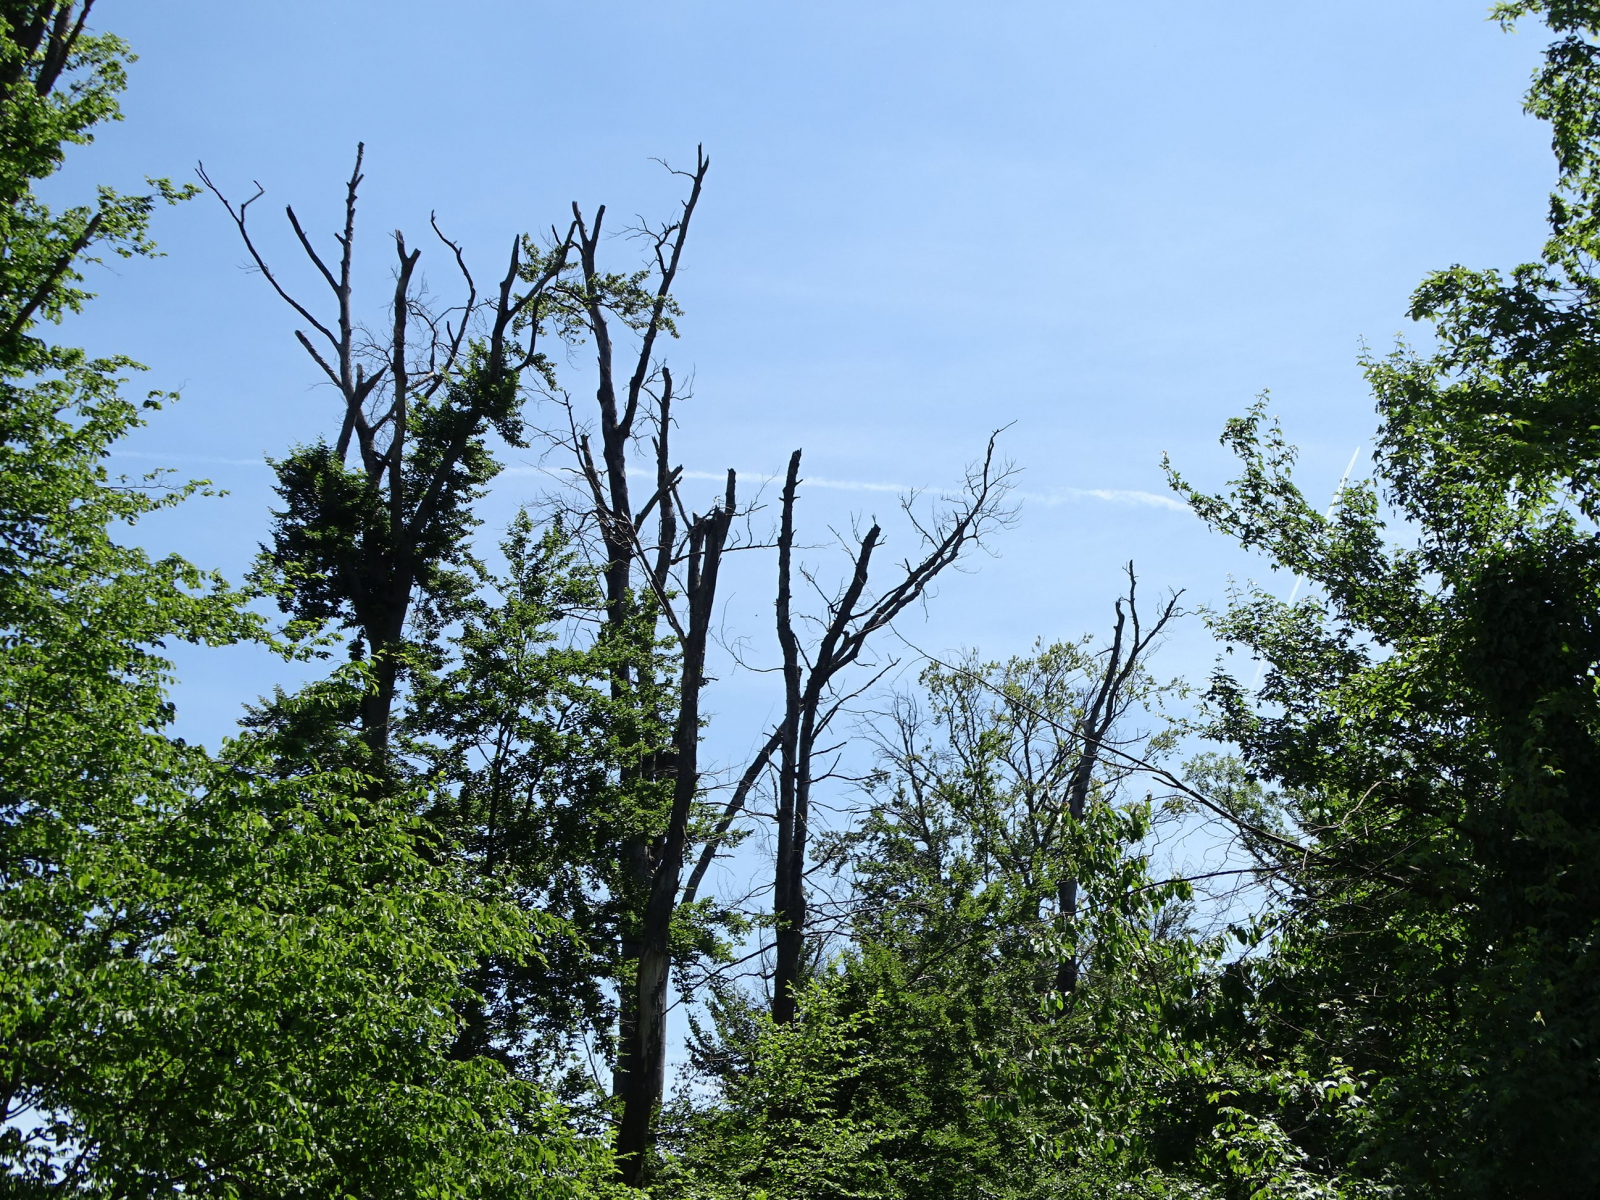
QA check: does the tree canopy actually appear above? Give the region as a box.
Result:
[5,2,1600,1197]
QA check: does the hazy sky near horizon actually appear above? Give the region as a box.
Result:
[59,1,1556,756]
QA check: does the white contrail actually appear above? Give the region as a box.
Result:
[1022,486,1189,512]
[636,468,1188,511]
[109,451,1191,513]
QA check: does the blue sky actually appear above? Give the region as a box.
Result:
[58,1,1555,762]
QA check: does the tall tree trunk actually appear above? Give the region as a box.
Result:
[772,453,805,1024]
[615,478,734,1188]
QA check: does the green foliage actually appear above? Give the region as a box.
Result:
[0,344,615,1194]
[261,351,524,647]
[662,976,903,1200]
[24,3,1600,1197]
[0,6,620,1194]
[1153,6,1600,1193]
[0,4,196,363]
[7,703,602,1195]
[407,513,678,1089]
[662,644,1199,1200]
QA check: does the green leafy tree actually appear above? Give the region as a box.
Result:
[1156,3,1600,1193]
[663,632,1194,1200]
[0,5,620,1194]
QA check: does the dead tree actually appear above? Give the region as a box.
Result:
[201,146,575,769]
[556,149,733,1186]
[764,439,1013,1023]
[1055,565,1180,996]
[215,141,730,1179]
[609,472,734,1180]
